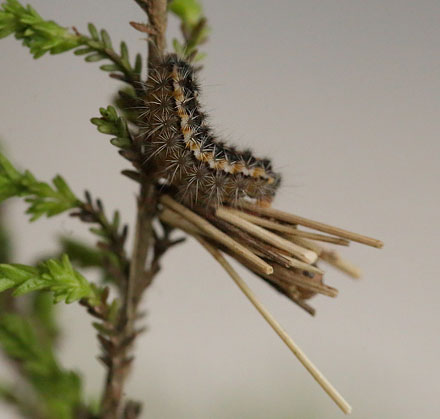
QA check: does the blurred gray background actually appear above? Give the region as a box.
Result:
[1,0,439,418]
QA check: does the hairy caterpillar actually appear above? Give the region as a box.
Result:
[140,54,281,207]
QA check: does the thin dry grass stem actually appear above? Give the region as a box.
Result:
[160,195,379,310]
[320,250,362,279]
[196,237,352,415]
[236,237,299,270]
[159,208,328,305]
[270,267,338,298]
[160,196,273,275]
[283,293,316,315]
[287,231,349,246]
[240,202,383,248]
[160,208,200,235]
[227,208,350,246]
[250,248,322,275]
[216,207,318,264]
[282,255,324,275]
[287,236,324,256]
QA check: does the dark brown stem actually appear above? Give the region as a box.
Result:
[99,189,156,419]
[135,0,168,66]
[99,1,168,417]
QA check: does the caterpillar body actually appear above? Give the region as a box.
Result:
[140,54,281,207]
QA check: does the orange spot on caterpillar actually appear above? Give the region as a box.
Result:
[187,141,200,152]
[267,177,275,185]
[231,163,245,174]
[251,167,266,178]
[199,152,213,162]
[182,125,192,136]
[213,160,226,170]
[257,198,273,208]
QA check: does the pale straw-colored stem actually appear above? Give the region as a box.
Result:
[320,250,362,279]
[286,230,349,246]
[282,255,324,275]
[197,237,352,415]
[286,236,324,256]
[160,208,201,235]
[241,203,383,249]
[228,208,349,246]
[160,196,273,275]
[216,207,317,264]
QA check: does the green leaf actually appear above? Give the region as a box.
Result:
[169,0,202,26]
[91,105,132,150]
[172,38,185,56]
[0,313,54,371]
[0,313,83,419]
[59,237,104,268]
[55,237,118,284]
[0,151,79,220]
[100,63,119,71]
[100,29,112,49]
[85,52,105,62]
[0,254,100,305]
[194,51,207,62]
[87,22,99,40]
[110,137,131,148]
[0,151,20,180]
[32,291,58,344]
[0,2,142,85]
[134,53,142,74]
[0,0,80,58]
[120,41,129,64]
[169,0,209,59]
[73,46,94,55]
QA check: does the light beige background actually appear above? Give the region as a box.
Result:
[1,1,439,418]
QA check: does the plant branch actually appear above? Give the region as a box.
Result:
[71,191,129,286]
[74,25,143,87]
[99,1,168,417]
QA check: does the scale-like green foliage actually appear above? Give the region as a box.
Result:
[59,237,105,269]
[169,0,209,60]
[0,0,142,83]
[169,0,203,26]
[0,152,79,221]
[91,105,132,149]
[0,314,83,419]
[74,23,142,81]
[31,291,59,344]
[0,254,100,304]
[0,0,79,57]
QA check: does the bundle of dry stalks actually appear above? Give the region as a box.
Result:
[160,195,382,314]
[158,194,383,414]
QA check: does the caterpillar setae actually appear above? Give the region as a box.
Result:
[139,54,281,207]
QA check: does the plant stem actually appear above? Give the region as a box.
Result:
[100,1,168,417]
[100,183,156,418]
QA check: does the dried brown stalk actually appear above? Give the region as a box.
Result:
[159,195,383,313]
[161,204,324,313]
[160,203,335,310]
